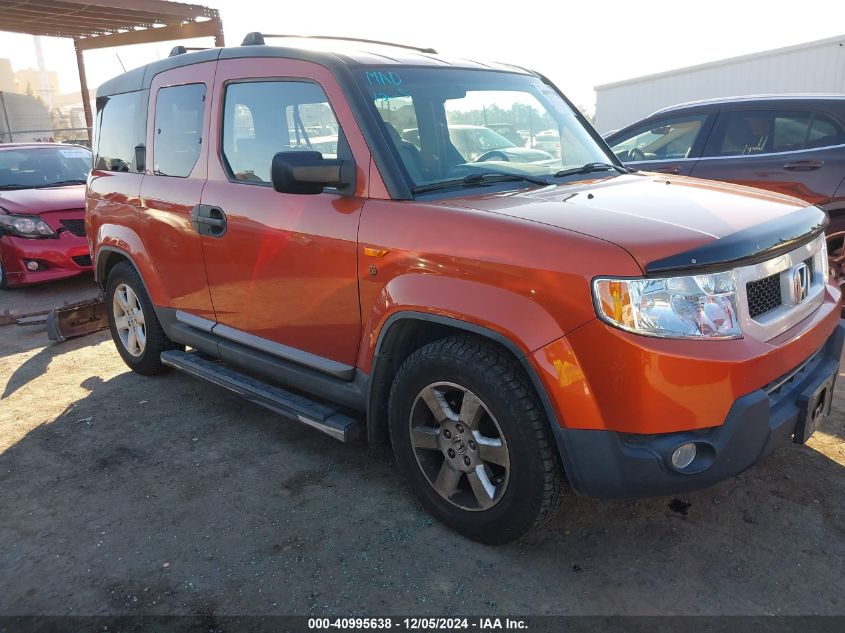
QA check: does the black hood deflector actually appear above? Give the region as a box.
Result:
[646,205,828,275]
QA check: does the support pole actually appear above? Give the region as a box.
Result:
[213,17,225,47]
[73,38,93,145]
[0,91,12,142]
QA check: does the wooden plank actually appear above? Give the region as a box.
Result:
[74,19,221,50]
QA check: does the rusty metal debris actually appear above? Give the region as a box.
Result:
[0,296,107,342]
[46,297,108,342]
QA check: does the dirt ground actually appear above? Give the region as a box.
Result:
[1,275,844,617]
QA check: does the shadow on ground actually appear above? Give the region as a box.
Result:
[0,275,100,355]
[2,335,98,399]
[1,367,843,616]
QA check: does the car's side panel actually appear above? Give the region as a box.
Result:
[692,140,845,206]
[355,198,643,374]
[87,163,153,287]
[93,233,170,307]
[138,62,217,320]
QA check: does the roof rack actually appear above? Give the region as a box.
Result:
[169,46,210,57]
[240,32,437,55]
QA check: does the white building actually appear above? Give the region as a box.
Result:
[594,34,845,134]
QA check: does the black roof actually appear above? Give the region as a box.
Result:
[96,41,531,97]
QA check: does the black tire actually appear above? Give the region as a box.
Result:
[105,261,177,375]
[388,335,562,544]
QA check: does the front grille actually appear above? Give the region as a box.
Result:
[746,273,782,318]
[60,219,86,237]
[72,254,92,267]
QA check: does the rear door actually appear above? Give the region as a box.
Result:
[691,107,845,205]
[198,57,371,374]
[607,112,714,175]
[139,63,216,319]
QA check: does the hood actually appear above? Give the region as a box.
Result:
[0,184,86,215]
[443,173,818,273]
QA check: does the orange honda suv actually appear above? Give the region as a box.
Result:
[87,34,843,543]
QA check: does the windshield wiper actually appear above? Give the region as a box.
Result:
[412,172,550,195]
[35,179,87,188]
[553,162,628,178]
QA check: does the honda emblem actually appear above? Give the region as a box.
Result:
[791,263,810,304]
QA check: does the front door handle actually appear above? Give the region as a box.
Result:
[190,204,227,238]
[655,166,682,174]
[784,160,824,171]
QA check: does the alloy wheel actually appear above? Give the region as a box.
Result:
[112,282,146,357]
[408,381,510,511]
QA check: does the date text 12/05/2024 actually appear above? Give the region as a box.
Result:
[308,617,529,630]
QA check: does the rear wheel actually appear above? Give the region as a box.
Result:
[388,335,562,544]
[106,261,177,375]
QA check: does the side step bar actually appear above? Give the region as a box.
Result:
[161,350,361,442]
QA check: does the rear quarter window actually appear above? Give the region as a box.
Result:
[94,91,147,172]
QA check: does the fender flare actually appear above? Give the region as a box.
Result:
[95,245,156,303]
[366,310,563,438]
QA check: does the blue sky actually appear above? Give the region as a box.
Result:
[0,0,843,112]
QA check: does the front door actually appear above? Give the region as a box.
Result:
[199,58,371,374]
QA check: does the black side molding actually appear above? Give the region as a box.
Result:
[646,206,828,275]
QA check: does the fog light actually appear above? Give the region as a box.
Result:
[671,443,697,469]
[25,260,40,271]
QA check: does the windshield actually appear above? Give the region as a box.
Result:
[0,146,91,189]
[358,68,613,192]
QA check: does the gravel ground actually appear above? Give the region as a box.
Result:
[1,275,844,616]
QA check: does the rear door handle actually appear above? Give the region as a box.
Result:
[190,204,227,237]
[655,166,682,174]
[784,160,824,171]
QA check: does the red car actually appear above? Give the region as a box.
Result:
[0,143,92,289]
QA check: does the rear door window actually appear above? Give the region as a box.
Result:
[608,114,708,162]
[153,83,206,177]
[705,109,845,157]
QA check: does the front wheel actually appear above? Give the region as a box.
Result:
[389,335,562,544]
[105,261,177,375]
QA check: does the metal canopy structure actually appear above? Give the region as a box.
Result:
[0,0,224,140]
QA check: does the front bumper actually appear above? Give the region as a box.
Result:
[0,233,91,287]
[554,322,845,499]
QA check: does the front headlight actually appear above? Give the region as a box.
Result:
[819,235,830,281]
[593,271,741,339]
[0,214,57,238]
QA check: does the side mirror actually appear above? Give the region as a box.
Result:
[271,151,351,195]
[134,144,146,173]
